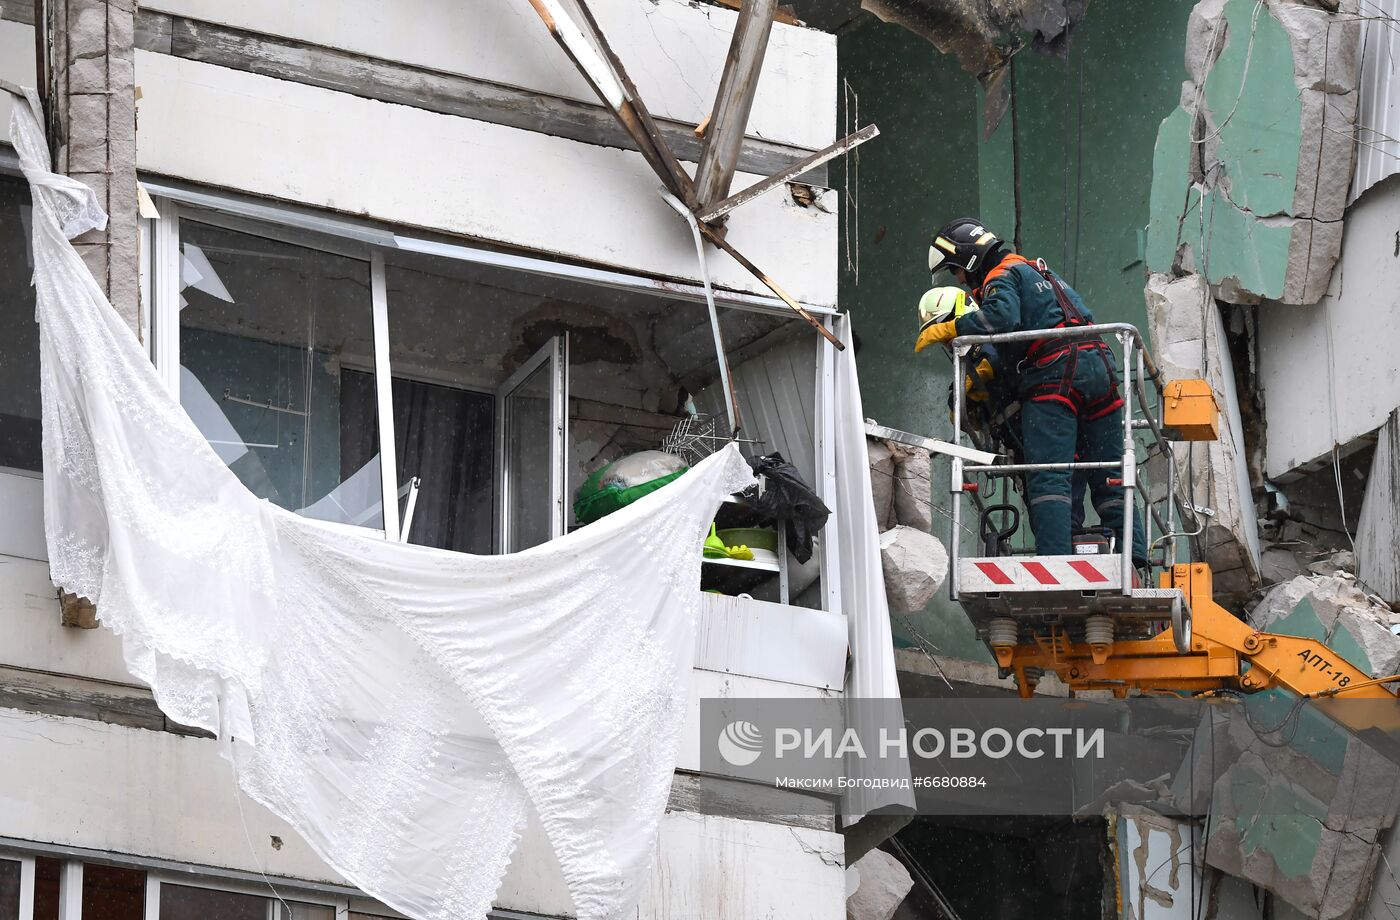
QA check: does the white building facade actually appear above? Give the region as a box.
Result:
[0,3,878,918]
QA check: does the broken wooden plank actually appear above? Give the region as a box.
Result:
[696,220,844,349]
[693,0,777,209]
[568,0,698,208]
[702,0,802,27]
[698,123,879,222]
[522,0,689,201]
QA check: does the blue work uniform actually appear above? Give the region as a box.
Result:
[954,254,1147,565]
[960,343,1087,534]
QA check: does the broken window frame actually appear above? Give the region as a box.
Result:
[108,178,845,613]
[152,204,402,542]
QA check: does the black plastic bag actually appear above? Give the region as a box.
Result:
[739,453,830,564]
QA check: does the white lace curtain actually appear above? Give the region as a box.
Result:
[11,89,754,920]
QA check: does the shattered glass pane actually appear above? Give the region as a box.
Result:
[177,220,383,529]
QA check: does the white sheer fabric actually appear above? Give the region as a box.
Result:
[12,91,754,920]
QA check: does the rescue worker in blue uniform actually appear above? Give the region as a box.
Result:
[914,219,1147,566]
[919,286,1089,543]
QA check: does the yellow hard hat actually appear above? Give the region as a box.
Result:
[918,286,978,332]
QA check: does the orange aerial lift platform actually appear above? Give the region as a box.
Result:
[932,323,1400,710]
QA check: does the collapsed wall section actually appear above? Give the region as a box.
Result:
[1144,273,1260,600]
[1146,0,1360,306]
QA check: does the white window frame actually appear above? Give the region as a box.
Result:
[0,853,36,920]
[495,334,568,553]
[145,872,349,920]
[143,184,842,616]
[154,204,399,542]
[0,162,99,562]
[0,844,542,920]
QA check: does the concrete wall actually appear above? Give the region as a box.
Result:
[1258,174,1400,478]
[133,51,838,308]
[0,549,844,917]
[140,0,836,153]
[1,3,847,907]
[837,0,1194,660]
[0,19,35,145]
[0,708,846,920]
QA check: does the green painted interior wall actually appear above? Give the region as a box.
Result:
[838,0,1196,661]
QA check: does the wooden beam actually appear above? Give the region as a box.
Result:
[523,0,686,201]
[696,220,844,349]
[693,0,777,209]
[704,0,802,27]
[697,123,879,222]
[119,11,828,183]
[568,0,698,208]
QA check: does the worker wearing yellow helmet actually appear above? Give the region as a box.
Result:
[917,286,998,401]
[914,217,1146,567]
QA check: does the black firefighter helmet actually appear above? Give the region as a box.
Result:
[928,217,1005,282]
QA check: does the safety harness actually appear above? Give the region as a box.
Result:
[975,255,1123,420]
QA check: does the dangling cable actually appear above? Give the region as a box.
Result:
[221,713,296,918]
[660,189,742,437]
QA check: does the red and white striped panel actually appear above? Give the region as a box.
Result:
[958,554,1123,593]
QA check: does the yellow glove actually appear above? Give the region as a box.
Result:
[914,321,959,354]
[963,358,995,401]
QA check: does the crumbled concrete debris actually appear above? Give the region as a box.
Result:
[856,0,1089,137]
[1147,0,1361,305]
[1145,272,1261,600]
[1307,549,1357,578]
[879,526,948,613]
[1250,574,1400,678]
[1197,705,1400,920]
[868,437,896,532]
[845,848,912,920]
[1157,685,1400,920]
[889,443,933,533]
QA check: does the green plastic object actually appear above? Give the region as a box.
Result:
[573,463,687,525]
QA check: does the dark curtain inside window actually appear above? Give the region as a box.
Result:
[0,177,41,472]
[342,371,494,554]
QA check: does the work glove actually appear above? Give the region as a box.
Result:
[914,320,958,353]
[962,358,996,401]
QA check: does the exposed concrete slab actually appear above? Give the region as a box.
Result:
[1250,574,1400,678]
[888,443,933,533]
[1159,688,1400,920]
[868,437,896,532]
[1144,272,1260,600]
[845,848,912,920]
[1257,176,1400,478]
[878,525,947,613]
[1146,0,1360,306]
